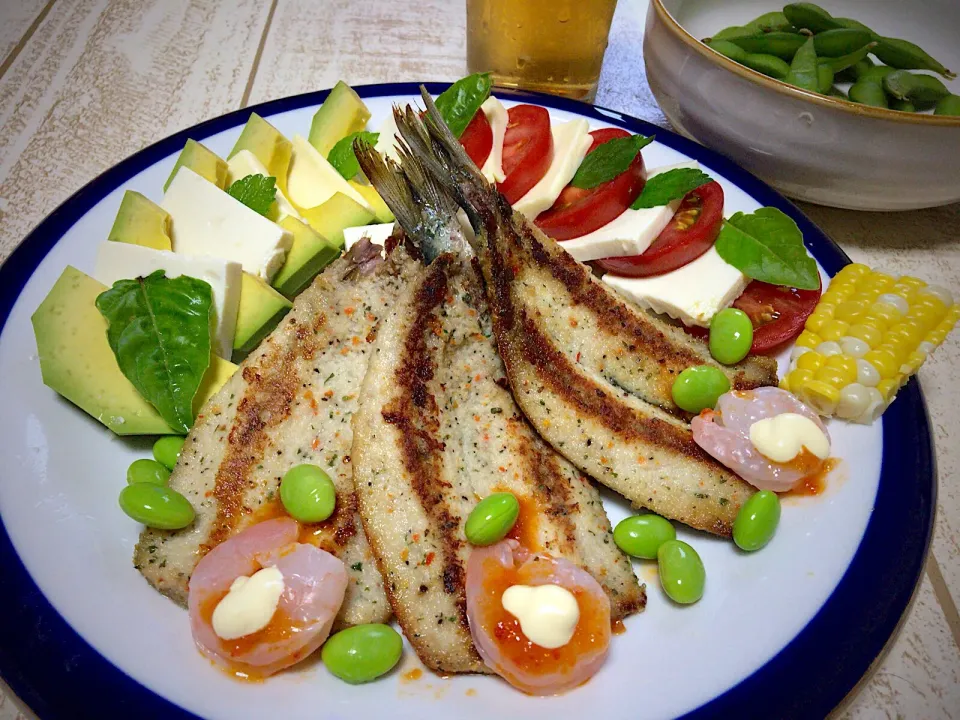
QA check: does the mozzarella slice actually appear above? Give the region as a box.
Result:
[513,118,592,220]
[94,241,241,358]
[226,150,301,222]
[602,245,747,328]
[286,135,375,213]
[559,161,701,262]
[162,167,293,282]
[342,222,395,251]
[479,97,509,183]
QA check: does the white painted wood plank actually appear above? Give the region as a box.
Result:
[0,0,48,66]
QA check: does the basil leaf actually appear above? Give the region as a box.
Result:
[715,208,820,290]
[570,134,654,190]
[631,168,713,209]
[96,270,213,433]
[435,72,493,138]
[226,174,277,216]
[327,131,380,179]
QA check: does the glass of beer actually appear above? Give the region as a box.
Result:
[466,0,618,102]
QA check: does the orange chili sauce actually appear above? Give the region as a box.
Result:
[401,668,424,682]
[247,499,328,546]
[783,454,840,497]
[503,492,540,551]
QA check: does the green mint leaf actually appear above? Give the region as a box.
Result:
[570,134,654,190]
[435,72,493,138]
[226,174,277,216]
[96,270,213,433]
[631,168,713,209]
[715,207,820,290]
[327,131,380,179]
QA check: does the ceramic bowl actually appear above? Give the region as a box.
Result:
[643,0,960,210]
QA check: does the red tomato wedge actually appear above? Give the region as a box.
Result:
[497,105,553,204]
[596,181,724,278]
[460,110,493,168]
[686,279,822,354]
[535,128,647,241]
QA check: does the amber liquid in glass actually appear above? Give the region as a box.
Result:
[466,0,618,101]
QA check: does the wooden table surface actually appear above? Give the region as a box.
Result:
[0,1,958,718]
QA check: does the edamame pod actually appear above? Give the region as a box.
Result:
[826,85,848,99]
[744,11,792,33]
[707,39,749,64]
[710,25,754,41]
[785,36,820,92]
[730,32,807,61]
[858,65,895,84]
[890,98,916,112]
[836,57,873,83]
[812,29,873,58]
[849,79,889,108]
[742,52,790,79]
[834,18,876,35]
[873,37,956,80]
[782,3,842,34]
[817,63,834,94]
[934,94,960,117]
[822,42,876,73]
[883,70,950,105]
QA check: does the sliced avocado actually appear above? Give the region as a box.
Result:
[299,192,374,250]
[271,216,342,298]
[233,272,293,357]
[349,181,395,223]
[163,139,228,192]
[32,267,237,435]
[108,191,172,251]
[308,81,371,156]
[228,113,294,195]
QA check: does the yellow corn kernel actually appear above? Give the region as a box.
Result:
[867,302,902,326]
[823,284,854,303]
[815,357,857,388]
[787,368,815,388]
[797,380,840,416]
[847,323,883,348]
[833,263,870,283]
[913,295,948,324]
[925,329,947,347]
[796,351,825,373]
[820,319,850,342]
[945,304,960,326]
[795,330,822,349]
[900,351,926,377]
[824,354,858,377]
[904,305,942,333]
[779,375,791,392]
[898,276,927,291]
[862,348,899,379]
[805,311,832,334]
[860,273,895,295]
[885,323,923,351]
[834,299,869,324]
[876,378,902,404]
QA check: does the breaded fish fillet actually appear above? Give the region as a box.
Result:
[135,240,420,627]
[351,253,645,674]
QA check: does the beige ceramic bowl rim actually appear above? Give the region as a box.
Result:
[651,0,960,127]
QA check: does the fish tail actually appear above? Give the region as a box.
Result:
[354,131,422,236]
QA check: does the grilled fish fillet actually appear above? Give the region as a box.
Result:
[136,240,419,627]
[351,253,645,674]
[393,91,778,536]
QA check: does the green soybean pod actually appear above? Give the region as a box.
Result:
[883,70,950,105]
[782,3,842,34]
[823,42,875,73]
[934,94,960,116]
[465,492,520,546]
[742,53,791,79]
[890,98,916,112]
[812,28,873,58]
[834,17,876,35]
[658,540,705,604]
[873,37,956,80]
[744,11,792,33]
[784,36,820,92]
[614,514,676,560]
[706,39,749,64]
[321,624,403,684]
[730,32,807,61]
[280,464,336,523]
[671,366,731,414]
[826,85,848,100]
[849,79,889,108]
[710,25,754,41]
[733,491,781,552]
[858,65,895,84]
[126,458,171,486]
[153,436,185,471]
[119,483,195,529]
[817,63,835,93]
[709,308,753,365]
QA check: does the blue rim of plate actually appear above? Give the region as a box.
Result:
[0,82,935,720]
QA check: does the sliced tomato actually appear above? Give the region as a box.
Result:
[497,105,553,204]
[596,181,724,278]
[460,111,493,168]
[534,128,647,241]
[733,280,822,353]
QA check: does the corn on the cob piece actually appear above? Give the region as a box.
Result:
[782,265,958,424]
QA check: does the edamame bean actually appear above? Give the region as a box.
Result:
[657,540,705,604]
[812,29,873,58]
[890,98,916,112]
[785,36,819,92]
[465,492,520,546]
[119,483,195,529]
[671,366,730,414]
[873,37,955,80]
[153,436,185,471]
[742,53,790,80]
[849,79,889,108]
[858,65,895,84]
[837,57,873,83]
[707,39,748,64]
[817,63,835,93]
[730,32,807,61]
[709,308,754,365]
[126,458,170,486]
[782,3,842,34]
[321,624,403,684]
[744,11,792,34]
[614,514,676,560]
[733,491,781,552]
[934,94,960,117]
[280,464,336,523]
[883,71,950,105]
